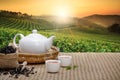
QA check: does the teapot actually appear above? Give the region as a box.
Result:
[13,30,55,53]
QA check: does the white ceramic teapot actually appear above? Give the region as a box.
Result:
[13,30,55,53]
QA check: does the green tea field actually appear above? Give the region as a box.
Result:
[0,12,120,52]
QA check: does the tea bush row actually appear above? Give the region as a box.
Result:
[0,29,119,52]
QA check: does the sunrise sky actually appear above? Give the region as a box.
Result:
[0,0,120,17]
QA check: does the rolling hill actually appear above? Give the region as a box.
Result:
[0,10,120,52]
[33,15,106,33]
[33,14,120,35]
[0,17,55,30]
[0,10,120,34]
[83,14,120,27]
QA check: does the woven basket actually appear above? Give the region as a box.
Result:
[0,52,19,69]
[18,46,59,63]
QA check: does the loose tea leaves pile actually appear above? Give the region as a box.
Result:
[0,46,16,54]
[0,65,37,78]
[0,46,37,78]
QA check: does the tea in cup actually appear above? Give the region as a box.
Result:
[45,60,61,73]
[58,55,72,67]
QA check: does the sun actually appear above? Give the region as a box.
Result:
[57,9,68,18]
[55,7,70,18]
[53,6,71,23]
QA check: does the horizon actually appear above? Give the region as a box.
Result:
[0,0,120,17]
[1,9,120,18]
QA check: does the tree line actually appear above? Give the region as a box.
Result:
[0,10,32,19]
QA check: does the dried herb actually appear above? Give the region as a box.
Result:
[0,66,37,78]
[0,46,16,54]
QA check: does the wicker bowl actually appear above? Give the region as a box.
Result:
[18,46,59,63]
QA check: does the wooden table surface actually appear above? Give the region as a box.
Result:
[0,53,120,80]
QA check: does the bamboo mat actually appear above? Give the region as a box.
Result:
[0,53,120,80]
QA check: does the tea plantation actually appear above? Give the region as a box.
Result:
[0,16,120,52]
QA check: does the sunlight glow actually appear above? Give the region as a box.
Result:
[54,6,71,23]
[0,0,120,17]
[57,9,68,18]
[55,6,70,18]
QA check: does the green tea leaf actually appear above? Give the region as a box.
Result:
[65,66,72,70]
[73,65,78,69]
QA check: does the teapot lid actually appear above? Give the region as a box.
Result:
[26,29,47,39]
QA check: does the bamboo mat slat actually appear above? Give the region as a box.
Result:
[0,53,120,80]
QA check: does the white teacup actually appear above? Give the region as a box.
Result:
[45,60,61,73]
[58,55,72,67]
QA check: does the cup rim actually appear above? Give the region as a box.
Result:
[58,55,72,58]
[45,60,61,63]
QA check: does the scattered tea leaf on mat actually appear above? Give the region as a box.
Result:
[65,65,78,70]
[65,66,72,70]
[73,65,78,69]
[0,66,37,78]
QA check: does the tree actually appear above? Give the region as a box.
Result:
[108,23,120,34]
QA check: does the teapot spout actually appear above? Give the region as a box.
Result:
[46,36,55,50]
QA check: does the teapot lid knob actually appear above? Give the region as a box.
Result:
[32,29,37,33]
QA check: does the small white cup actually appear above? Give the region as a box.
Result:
[58,55,72,67]
[45,60,61,73]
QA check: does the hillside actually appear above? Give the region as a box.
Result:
[0,17,55,30]
[83,14,120,27]
[0,10,120,34]
[71,19,106,33]
[0,14,105,34]
[33,15,106,33]
[0,10,55,30]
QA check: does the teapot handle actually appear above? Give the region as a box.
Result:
[13,34,24,48]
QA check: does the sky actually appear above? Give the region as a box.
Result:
[0,0,120,17]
